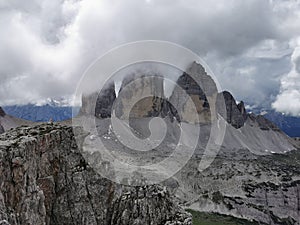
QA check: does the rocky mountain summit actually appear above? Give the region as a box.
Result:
[0,124,191,225]
[81,62,297,154]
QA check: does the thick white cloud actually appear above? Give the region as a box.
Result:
[272,41,300,116]
[0,0,299,116]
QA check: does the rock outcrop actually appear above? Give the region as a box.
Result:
[0,124,191,225]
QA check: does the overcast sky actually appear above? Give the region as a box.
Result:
[0,0,299,116]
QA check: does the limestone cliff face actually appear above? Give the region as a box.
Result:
[115,74,165,119]
[0,124,191,225]
[168,62,217,124]
[168,75,210,124]
[80,62,219,124]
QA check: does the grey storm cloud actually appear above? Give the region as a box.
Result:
[0,0,299,116]
[272,43,300,116]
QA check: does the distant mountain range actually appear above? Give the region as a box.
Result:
[3,104,78,122]
[3,104,300,137]
[251,109,300,137]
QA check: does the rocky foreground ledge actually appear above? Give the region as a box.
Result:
[0,124,191,225]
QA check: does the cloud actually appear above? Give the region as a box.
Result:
[272,42,300,116]
[0,0,299,115]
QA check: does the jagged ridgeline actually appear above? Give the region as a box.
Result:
[80,62,297,154]
[80,62,217,124]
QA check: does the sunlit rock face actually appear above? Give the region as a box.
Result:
[115,74,165,119]
[168,63,216,124]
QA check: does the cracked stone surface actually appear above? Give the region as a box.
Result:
[0,124,191,225]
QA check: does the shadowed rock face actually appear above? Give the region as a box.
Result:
[80,82,116,118]
[0,124,191,225]
[95,82,116,118]
[217,91,247,129]
[237,101,247,120]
